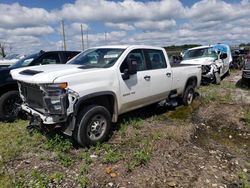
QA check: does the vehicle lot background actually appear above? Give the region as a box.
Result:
[0,69,249,188]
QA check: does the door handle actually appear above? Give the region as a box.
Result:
[166,72,171,77]
[144,75,151,80]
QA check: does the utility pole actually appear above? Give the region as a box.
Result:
[80,24,84,51]
[86,29,89,49]
[104,31,107,45]
[61,20,66,51]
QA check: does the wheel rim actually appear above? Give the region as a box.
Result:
[187,90,194,105]
[87,114,107,141]
[3,95,21,118]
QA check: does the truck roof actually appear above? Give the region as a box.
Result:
[89,45,163,50]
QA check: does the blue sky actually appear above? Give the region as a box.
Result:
[0,0,249,54]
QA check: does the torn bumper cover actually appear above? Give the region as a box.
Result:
[201,64,219,84]
[18,82,78,125]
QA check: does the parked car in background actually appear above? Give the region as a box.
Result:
[242,52,250,80]
[181,44,232,84]
[11,45,201,146]
[0,50,80,121]
[231,48,247,69]
[0,54,24,68]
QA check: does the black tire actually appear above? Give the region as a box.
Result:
[0,90,21,121]
[73,105,111,146]
[182,85,195,106]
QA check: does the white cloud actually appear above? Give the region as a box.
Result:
[1,0,250,55]
[105,22,134,31]
[58,0,184,22]
[134,20,176,31]
[1,26,54,36]
[0,3,57,29]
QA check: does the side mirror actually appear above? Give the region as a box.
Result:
[220,53,227,59]
[128,59,137,74]
[122,59,137,80]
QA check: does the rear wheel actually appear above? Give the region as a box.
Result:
[73,105,111,146]
[182,85,195,106]
[0,90,22,121]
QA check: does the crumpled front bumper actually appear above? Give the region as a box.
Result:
[21,103,67,124]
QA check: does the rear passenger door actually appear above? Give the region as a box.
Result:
[144,49,172,101]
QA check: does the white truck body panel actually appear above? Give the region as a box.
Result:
[11,45,201,126]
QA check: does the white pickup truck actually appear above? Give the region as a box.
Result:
[11,45,201,146]
[181,44,232,84]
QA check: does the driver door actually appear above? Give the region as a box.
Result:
[118,49,152,114]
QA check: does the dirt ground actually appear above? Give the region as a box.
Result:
[1,70,250,188]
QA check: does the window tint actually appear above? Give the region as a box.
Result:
[36,53,60,65]
[120,49,146,73]
[145,49,167,69]
[69,48,124,68]
[66,52,79,62]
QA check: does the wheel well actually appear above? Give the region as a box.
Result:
[185,77,197,89]
[76,95,115,117]
[0,84,18,97]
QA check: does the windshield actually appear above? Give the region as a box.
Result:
[183,47,217,60]
[4,54,21,60]
[10,53,39,68]
[68,48,125,68]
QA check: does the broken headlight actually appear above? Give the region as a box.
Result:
[202,65,211,74]
[41,83,68,115]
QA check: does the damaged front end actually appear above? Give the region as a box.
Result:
[201,63,220,85]
[18,82,79,134]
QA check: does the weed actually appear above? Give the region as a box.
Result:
[239,171,250,188]
[43,134,74,167]
[49,172,63,184]
[82,151,93,164]
[77,164,89,188]
[244,107,250,125]
[44,134,72,153]
[100,144,123,164]
[152,132,162,140]
[57,152,73,167]
[78,176,89,188]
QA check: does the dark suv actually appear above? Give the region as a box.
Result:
[0,50,80,121]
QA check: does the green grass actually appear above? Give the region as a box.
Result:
[244,107,250,126]
[198,82,234,104]
[239,171,250,188]
[100,144,123,164]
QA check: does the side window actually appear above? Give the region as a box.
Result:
[120,49,146,73]
[66,52,78,62]
[145,49,167,69]
[36,53,61,65]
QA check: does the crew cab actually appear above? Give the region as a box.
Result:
[181,44,232,84]
[11,45,201,146]
[0,50,80,121]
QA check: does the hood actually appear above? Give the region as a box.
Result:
[181,57,215,65]
[10,64,100,84]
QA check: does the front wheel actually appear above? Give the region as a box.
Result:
[182,85,195,106]
[73,105,111,146]
[0,90,22,121]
